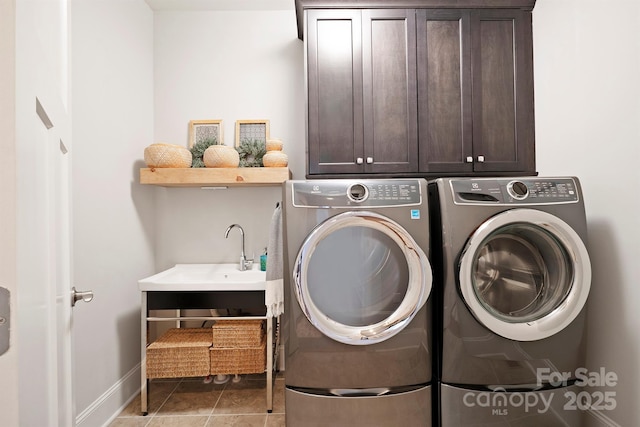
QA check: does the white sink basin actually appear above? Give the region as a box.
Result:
[138,263,267,291]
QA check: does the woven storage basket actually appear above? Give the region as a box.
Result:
[262,150,288,167]
[146,328,212,379]
[265,138,284,152]
[203,145,240,168]
[211,319,265,348]
[210,337,267,375]
[144,143,192,168]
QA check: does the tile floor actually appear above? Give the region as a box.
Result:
[110,373,285,427]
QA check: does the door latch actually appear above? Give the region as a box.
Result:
[0,287,9,356]
[71,287,94,307]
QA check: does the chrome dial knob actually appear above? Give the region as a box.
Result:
[507,181,529,200]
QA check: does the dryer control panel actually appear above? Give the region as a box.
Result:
[292,179,423,208]
[451,177,580,205]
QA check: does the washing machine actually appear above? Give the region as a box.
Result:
[282,179,434,426]
[430,177,591,426]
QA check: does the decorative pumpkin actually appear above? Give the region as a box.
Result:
[203,145,240,168]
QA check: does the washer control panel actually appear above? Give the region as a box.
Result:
[451,177,579,205]
[292,179,423,207]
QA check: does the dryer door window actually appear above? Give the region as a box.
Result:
[459,209,591,341]
[293,211,432,345]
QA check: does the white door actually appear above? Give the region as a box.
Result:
[14,0,87,425]
[0,2,18,424]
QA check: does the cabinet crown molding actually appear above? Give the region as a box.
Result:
[295,0,536,39]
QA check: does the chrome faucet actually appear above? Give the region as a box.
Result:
[224,224,253,271]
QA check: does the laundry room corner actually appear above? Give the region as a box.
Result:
[533,1,640,426]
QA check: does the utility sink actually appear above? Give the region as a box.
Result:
[138,263,266,291]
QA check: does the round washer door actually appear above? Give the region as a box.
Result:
[293,210,432,345]
[458,209,591,341]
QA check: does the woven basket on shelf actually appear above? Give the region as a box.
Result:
[210,337,267,375]
[265,138,284,152]
[211,319,265,348]
[203,145,240,168]
[262,151,288,167]
[144,143,192,168]
[262,138,288,167]
[146,328,212,379]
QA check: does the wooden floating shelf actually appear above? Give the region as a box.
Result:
[140,167,291,187]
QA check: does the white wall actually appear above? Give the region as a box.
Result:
[71,1,156,424]
[152,8,304,269]
[533,1,640,425]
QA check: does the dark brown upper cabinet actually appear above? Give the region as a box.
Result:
[295,0,537,40]
[299,1,537,178]
[417,9,535,174]
[306,9,418,175]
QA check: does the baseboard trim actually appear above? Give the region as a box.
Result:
[587,408,621,427]
[76,363,141,427]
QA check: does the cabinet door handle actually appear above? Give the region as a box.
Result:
[477,155,485,163]
[465,156,473,163]
[356,157,363,164]
[366,157,373,164]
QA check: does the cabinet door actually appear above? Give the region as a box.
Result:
[418,9,535,174]
[417,10,473,173]
[362,9,418,173]
[307,9,364,175]
[470,9,535,173]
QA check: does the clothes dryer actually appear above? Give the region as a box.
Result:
[430,177,591,426]
[283,179,434,426]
